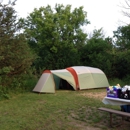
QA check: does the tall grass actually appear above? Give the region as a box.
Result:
[0,75,37,100]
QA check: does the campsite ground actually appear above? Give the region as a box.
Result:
[0,88,130,130]
[76,90,130,130]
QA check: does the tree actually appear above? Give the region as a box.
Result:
[88,28,105,39]
[80,28,113,77]
[0,1,34,90]
[113,25,130,50]
[113,50,130,79]
[112,25,130,79]
[24,4,89,71]
[120,0,130,18]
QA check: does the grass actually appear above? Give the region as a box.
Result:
[0,88,130,130]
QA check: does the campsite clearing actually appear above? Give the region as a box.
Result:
[0,89,130,130]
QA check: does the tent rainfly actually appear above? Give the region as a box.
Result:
[33,66,109,93]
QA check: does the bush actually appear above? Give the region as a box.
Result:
[108,78,126,87]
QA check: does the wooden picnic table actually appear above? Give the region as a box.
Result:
[98,96,130,127]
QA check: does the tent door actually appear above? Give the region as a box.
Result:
[59,79,74,90]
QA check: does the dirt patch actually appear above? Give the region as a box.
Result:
[67,113,102,130]
[79,91,106,100]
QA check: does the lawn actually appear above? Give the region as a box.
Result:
[0,88,130,130]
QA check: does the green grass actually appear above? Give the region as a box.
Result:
[0,89,129,130]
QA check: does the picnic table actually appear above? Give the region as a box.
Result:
[102,96,130,105]
[98,96,130,127]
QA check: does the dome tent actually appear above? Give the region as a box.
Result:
[33,66,109,93]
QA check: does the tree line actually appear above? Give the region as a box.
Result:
[0,1,130,98]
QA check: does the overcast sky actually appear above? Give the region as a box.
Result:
[6,0,130,37]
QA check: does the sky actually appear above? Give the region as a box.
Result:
[4,0,130,37]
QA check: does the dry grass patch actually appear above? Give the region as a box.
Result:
[79,89,107,100]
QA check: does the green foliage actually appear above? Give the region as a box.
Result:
[109,78,126,87]
[19,74,38,92]
[0,85,10,100]
[90,28,105,39]
[122,75,130,85]
[111,25,130,79]
[112,50,130,79]
[0,1,35,97]
[113,25,130,50]
[80,28,113,77]
[24,4,89,71]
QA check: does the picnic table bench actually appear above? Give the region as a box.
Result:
[98,107,130,127]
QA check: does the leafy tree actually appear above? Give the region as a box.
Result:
[113,25,130,50]
[24,4,89,71]
[89,28,105,39]
[112,25,130,79]
[80,28,113,77]
[112,50,130,79]
[0,1,34,92]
